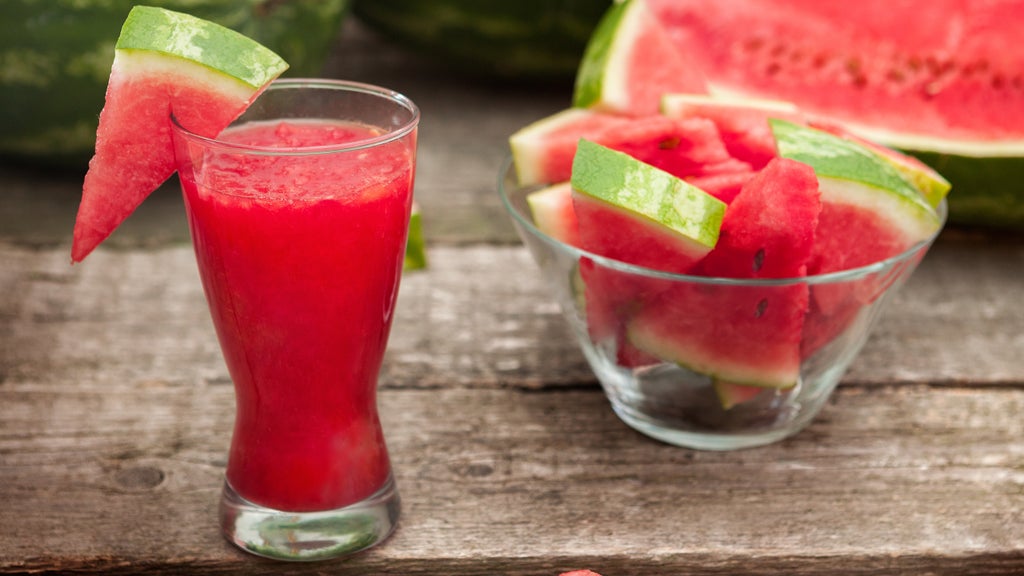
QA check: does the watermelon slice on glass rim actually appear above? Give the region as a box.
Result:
[70,5,288,263]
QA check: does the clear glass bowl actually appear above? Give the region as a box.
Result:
[498,158,946,450]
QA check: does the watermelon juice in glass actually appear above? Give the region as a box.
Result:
[171,79,419,561]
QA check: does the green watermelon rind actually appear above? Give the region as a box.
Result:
[117,6,288,90]
[713,380,768,410]
[570,139,725,257]
[572,0,632,110]
[628,322,801,389]
[770,119,941,240]
[913,152,1024,229]
[403,203,428,271]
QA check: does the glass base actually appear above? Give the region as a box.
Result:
[219,475,400,561]
[610,400,807,450]
[590,359,837,451]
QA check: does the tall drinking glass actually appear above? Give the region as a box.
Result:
[171,79,419,561]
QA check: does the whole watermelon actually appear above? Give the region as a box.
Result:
[0,0,350,169]
[353,0,611,81]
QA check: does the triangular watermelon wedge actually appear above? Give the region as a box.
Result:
[71,6,288,263]
[627,158,821,389]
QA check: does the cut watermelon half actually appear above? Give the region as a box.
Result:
[645,0,1020,228]
[71,6,288,263]
[573,0,706,115]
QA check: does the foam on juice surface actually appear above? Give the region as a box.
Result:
[203,119,411,203]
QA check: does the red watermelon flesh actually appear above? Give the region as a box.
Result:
[684,171,756,204]
[626,158,821,388]
[609,116,748,180]
[810,201,917,276]
[609,1,706,116]
[525,182,581,247]
[573,0,707,116]
[800,286,864,360]
[72,62,268,263]
[801,214,934,359]
[694,157,821,279]
[799,199,925,356]
[510,108,746,187]
[573,190,711,274]
[661,95,805,169]
[522,184,658,365]
[579,257,662,369]
[647,0,1024,142]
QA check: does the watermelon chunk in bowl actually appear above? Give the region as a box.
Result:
[497,151,946,450]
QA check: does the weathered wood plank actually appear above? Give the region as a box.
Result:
[2,239,1022,393]
[2,380,1022,574]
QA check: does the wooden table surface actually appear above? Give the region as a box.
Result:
[2,20,1023,576]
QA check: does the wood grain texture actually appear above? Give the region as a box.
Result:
[3,238,1021,394]
[1,242,1023,574]
[2,382,1022,575]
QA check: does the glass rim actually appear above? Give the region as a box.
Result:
[497,155,948,287]
[170,78,420,156]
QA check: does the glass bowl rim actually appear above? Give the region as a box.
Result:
[497,155,947,287]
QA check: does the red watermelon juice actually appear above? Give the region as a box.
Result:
[172,81,418,560]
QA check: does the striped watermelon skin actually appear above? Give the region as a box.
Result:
[353,0,610,81]
[0,0,348,167]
